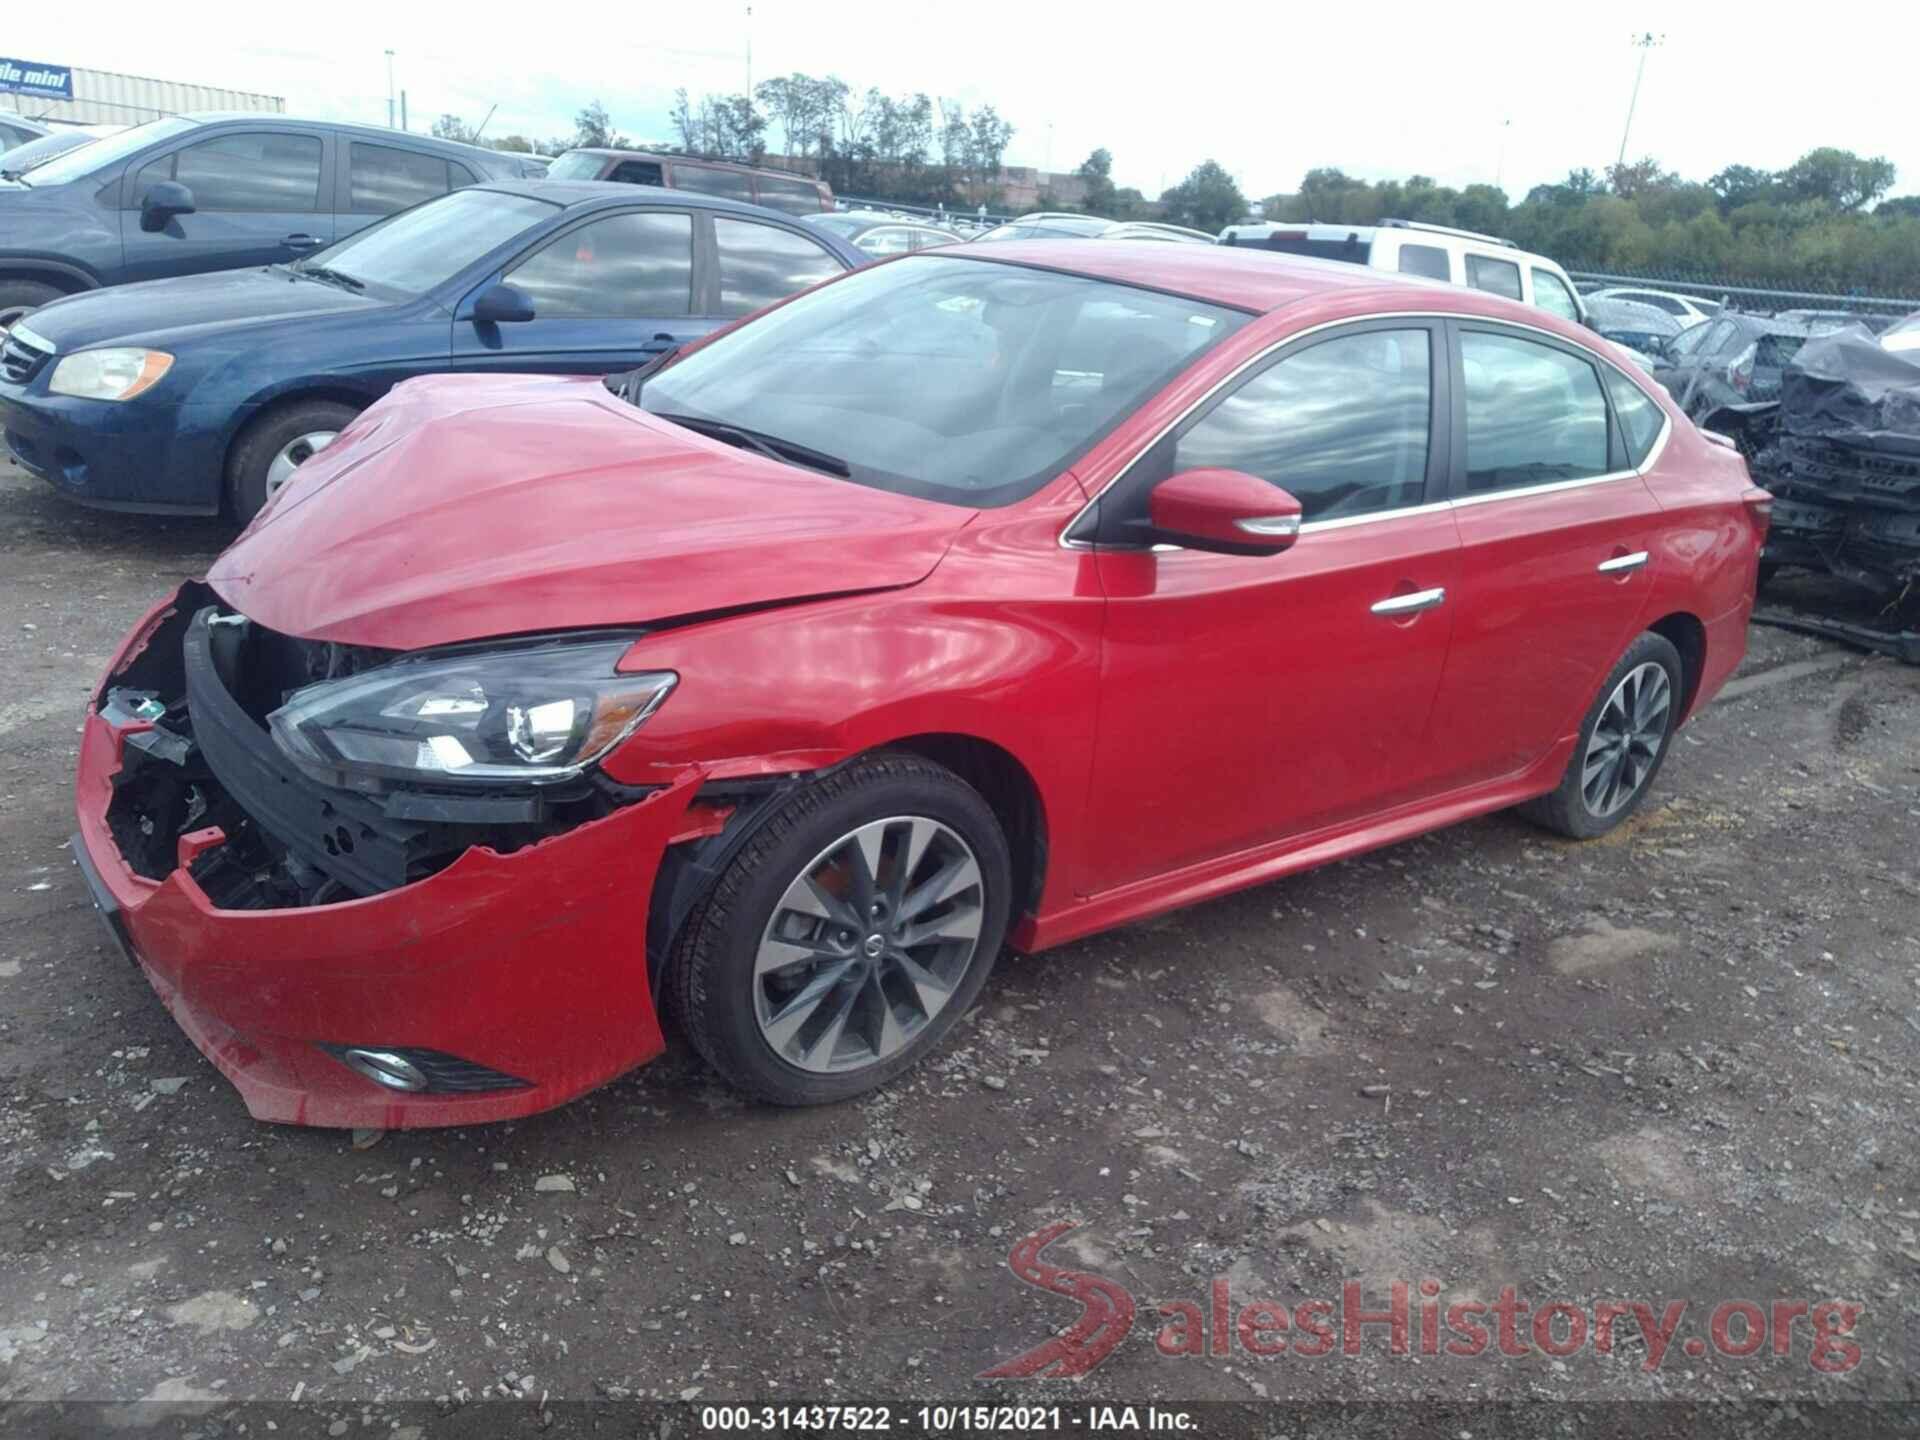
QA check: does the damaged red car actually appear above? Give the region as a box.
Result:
[73,243,1768,1128]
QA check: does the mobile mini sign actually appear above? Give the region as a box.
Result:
[0,57,74,101]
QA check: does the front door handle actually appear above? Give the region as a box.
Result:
[1370,586,1446,617]
[283,233,322,250]
[1597,550,1650,574]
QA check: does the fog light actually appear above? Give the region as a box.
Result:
[340,1048,428,1092]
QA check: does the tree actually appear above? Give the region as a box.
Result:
[495,134,534,154]
[1159,160,1247,233]
[431,114,478,144]
[669,90,700,152]
[968,105,1014,193]
[1707,164,1776,211]
[574,100,622,150]
[1606,156,1677,201]
[1075,148,1117,216]
[1779,147,1896,212]
[1878,196,1920,220]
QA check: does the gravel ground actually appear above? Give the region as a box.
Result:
[1,453,1917,1413]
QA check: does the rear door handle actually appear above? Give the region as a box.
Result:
[1370,587,1446,617]
[283,233,322,250]
[1597,550,1649,574]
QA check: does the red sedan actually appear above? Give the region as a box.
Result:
[72,243,1768,1127]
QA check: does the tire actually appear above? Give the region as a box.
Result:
[667,753,1013,1105]
[1519,631,1685,840]
[0,279,63,330]
[225,399,360,522]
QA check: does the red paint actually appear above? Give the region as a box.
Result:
[1147,467,1301,551]
[79,246,1761,1126]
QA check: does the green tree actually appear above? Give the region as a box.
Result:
[1707,164,1775,211]
[1159,160,1247,233]
[431,114,478,144]
[1779,147,1896,212]
[1076,148,1117,215]
[574,100,622,149]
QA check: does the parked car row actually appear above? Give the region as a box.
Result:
[2,179,863,517]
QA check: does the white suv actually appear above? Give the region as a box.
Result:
[1218,218,1587,325]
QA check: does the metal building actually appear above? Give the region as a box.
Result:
[0,61,283,127]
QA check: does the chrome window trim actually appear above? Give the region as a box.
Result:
[1058,309,1673,552]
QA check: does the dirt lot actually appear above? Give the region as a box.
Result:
[2,452,1917,1415]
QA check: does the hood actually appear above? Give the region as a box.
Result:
[24,266,383,351]
[208,374,975,650]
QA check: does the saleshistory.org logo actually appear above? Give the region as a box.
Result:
[979,1223,1866,1379]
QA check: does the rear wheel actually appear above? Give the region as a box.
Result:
[225,400,359,522]
[0,279,63,331]
[1519,631,1684,840]
[667,754,1012,1105]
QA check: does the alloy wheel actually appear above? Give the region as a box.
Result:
[753,815,985,1074]
[263,430,340,499]
[1580,661,1672,818]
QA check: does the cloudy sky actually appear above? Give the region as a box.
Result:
[8,4,1918,203]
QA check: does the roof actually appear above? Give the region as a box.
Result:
[947,239,1460,314]
[559,146,819,182]
[474,178,834,216]
[169,112,528,173]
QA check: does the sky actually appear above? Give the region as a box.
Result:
[7,4,1918,204]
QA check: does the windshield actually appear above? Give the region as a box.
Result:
[23,116,197,186]
[640,253,1248,507]
[1,132,93,175]
[294,188,560,296]
[545,151,606,180]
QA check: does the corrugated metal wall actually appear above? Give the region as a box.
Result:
[6,68,283,126]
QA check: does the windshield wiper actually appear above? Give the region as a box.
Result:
[605,344,681,406]
[654,413,851,478]
[293,264,364,292]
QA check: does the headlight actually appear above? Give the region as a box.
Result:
[47,348,174,401]
[267,634,676,791]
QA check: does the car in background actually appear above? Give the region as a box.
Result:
[1218,218,1587,325]
[1651,313,1814,419]
[804,209,956,258]
[545,148,832,215]
[72,242,1763,1126]
[0,124,125,178]
[1585,285,1721,328]
[1884,312,1920,354]
[1584,295,1683,371]
[1099,221,1214,244]
[971,212,1113,242]
[0,182,862,520]
[0,113,532,328]
[1771,308,1891,335]
[0,110,51,153]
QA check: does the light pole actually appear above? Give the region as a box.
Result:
[745,5,753,97]
[385,49,396,129]
[1616,32,1662,170]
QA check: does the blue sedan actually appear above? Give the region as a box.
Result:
[0,181,864,519]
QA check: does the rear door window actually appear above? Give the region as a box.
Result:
[1174,328,1433,523]
[671,163,754,202]
[1530,269,1582,322]
[712,217,846,315]
[1458,330,1610,494]
[138,131,322,211]
[609,160,664,185]
[1603,369,1665,467]
[349,142,457,215]
[757,173,825,215]
[1465,254,1523,302]
[1398,244,1451,281]
[506,210,694,318]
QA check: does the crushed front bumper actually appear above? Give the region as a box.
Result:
[73,590,704,1129]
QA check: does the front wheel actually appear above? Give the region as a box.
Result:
[667,754,1012,1105]
[1519,631,1684,840]
[225,399,360,522]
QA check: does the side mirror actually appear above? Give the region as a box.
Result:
[1146,467,1302,556]
[139,180,195,232]
[472,282,536,324]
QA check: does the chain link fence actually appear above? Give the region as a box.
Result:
[1570,269,1919,319]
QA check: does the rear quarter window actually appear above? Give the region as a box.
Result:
[1465,254,1523,302]
[1397,244,1450,280]
[1603,368,1666,467]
